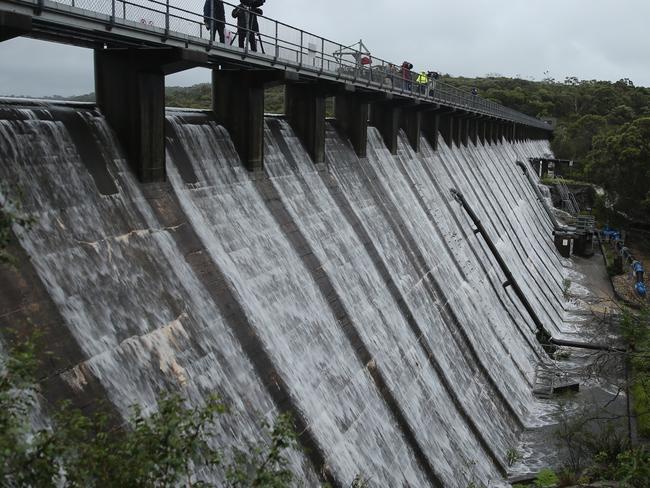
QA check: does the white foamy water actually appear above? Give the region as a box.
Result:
[1,101,579,487]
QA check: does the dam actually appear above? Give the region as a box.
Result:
[0,1,629,487]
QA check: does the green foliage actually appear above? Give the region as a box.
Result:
[0,337,301,487]
[586,117,650,222]
[0,188,33,265]
[613,448,650,485]
[586,448,650,486]
[225,413,298,487]
[443,75,650,222]
[506,447,522,467]
[164,84,288,114]
[264,86,285,114]
[534,468,558,487]
[166,84,212,109]
[550,306,650,487]
[621,307,650,438]
[554,401,630,475]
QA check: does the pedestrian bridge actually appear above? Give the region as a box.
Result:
[0,0,553,181]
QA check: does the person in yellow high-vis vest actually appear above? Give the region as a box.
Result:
[416,71,429,95]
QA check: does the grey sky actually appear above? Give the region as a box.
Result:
[1,0,648,97]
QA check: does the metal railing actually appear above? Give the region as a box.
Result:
[16,0,552,130]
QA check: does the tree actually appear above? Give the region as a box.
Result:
[586,117,650,221]
[0,336,301,487]
[0,189,32,265]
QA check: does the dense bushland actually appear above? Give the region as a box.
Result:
[443,75,650,222]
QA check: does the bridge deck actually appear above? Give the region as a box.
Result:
[0,0,551,130]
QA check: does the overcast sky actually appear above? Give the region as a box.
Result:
[1,0,648,97]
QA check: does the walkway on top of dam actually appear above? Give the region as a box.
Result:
[0,0,552,131]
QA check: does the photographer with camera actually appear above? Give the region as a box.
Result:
[232,0,265,52]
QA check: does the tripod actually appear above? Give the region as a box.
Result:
[229,30,266,54]
[229,7,265,54]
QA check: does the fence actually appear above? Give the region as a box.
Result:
[22,0,551,129]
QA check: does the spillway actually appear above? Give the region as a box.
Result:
[0,100,577,486]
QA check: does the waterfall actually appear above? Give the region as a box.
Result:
[0,100,576,487]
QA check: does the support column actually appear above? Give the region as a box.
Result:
[400,107,422,153]
[96,49,165,183]
[285,84,326,165]
[335,93,370,158]
[438,110,455,147]
[212,70,269,173]
[369,102,401,154]
[502,122,510,142]
[0,11,31,42]
[485,119,493,145]
[456,114,470,147]
[478,118,487,145]
[421,110,440,151]
[95,47,206,182]
[468,117,479,146]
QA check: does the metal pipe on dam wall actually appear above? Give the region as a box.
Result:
[0,101,569,486]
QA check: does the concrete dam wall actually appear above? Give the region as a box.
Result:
[0,101,569,486]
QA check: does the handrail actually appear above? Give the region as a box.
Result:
[11,0,552,129]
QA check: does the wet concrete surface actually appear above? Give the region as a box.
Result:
[509,247,630,482]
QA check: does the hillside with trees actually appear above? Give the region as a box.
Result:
[443,76,650,223]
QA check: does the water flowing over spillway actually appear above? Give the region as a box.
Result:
[0,101,574,486]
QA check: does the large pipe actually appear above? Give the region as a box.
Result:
[450,188,626,353]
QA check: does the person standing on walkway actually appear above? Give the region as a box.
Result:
[203,0,225,43]
[401,61,413,91]
[428,71,439,95]
[416,71,429,95]
[233,1,264,52]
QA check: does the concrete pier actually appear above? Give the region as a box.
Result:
[95,48,205,182]
[486,119,495,145]
[468,116,479,145]
[421,110,440,151]
[369,101,401,154]
[212,70,298,172]
[212,70,267,173]
[335,93,370,158]
[438,109,456,147]
[456,113,470,147]
[400,106,422,153]
[0,11,30,42]
[285,84,327,165]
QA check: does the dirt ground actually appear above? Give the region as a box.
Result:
[627,229,650,265]
[605,229,649,308]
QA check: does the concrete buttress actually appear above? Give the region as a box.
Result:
[285,84,327,165]
[335,93,370,158]
[95,47,206,182]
